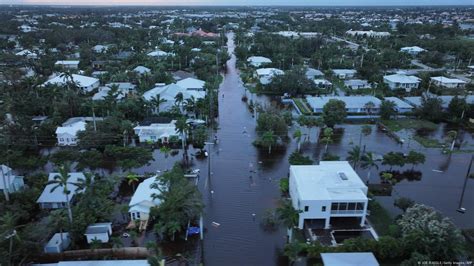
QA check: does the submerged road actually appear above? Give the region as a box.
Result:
[201,32,286,266]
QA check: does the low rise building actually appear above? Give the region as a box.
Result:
[43,73,100,93]
[129,176,162,222]
[383,73,420,92]
[84,223,112,244]
[0,165,24,194]
[321,252,379,266]
[384,97,414,113]
[400,46,426,55]
[44,233,71,254]
[134,119,179,144]
[430,76,467,89]
[36,172,85,209]
[306,96,381,114]
[247,56,272,67]
[255,68,284,85]
[54,60,80,70]
[344,79,371,90]
[289,162,369,229]
[332,69,357,79]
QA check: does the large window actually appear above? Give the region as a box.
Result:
[331,202,365,214]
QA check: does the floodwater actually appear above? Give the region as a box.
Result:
[200,32,287,266]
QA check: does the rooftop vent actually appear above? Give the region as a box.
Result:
[338,172,348,181]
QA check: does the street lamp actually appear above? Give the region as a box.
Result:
[457,155,473,214]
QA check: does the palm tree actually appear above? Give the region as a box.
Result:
[183,96,196,116]
[175,117,189,163]
[111,236,124,249]
[150,95,166,114]
[276,199,301,243]
[293,129,302,152]
[0,212,20,265]
[261,131,277,154]
[126,173,140,192]
[347,145,362,169]
[359,125,372,147]
[174,92,184,110]
[166,220,181,241]
[364,101,376,118]
[360,152,379,184]
[48,164,76,223]
[75,172,94,193]
[321,127,333,153]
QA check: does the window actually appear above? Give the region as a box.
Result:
[331,203,338,211]
[356,203,364,210]
[304,206,309,212]
[322,206,326,212]
[339,203,348,211]
[59,138,64,141]
[136,212,141,218]
[348,203,356,210]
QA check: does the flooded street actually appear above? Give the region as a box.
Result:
[200,32,286,266]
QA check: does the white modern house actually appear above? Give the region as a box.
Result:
[344,79,371,90]
[134,120,179,143]
[255,68,284,85]
[332,69,357,79]
[129,176,162,222]
[247,56,272,67]
[383,73,420,92]
[84,223,112,244]
[306,96,381,114]
[37,172,86,209]
[384,97,414,113]
[44,232,71,254]
[0,165,24,194]
[43,73,100,93]
[430,76,467,89]
[321,252,379,266]
[400,46,426,55]
[54,60,80,70]
[289,162,369,229]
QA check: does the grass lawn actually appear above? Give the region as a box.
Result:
[381,119,438,132]
[413,135,444,148]
[368,200,394,236]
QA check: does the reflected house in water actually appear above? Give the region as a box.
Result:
[289,161,368,229]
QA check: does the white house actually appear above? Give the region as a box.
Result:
[0,165,24,194]
[92,86,127,101]
[306,68,324,80]
[129,176,162,221]
[247,56,272,67]
[134,120,179,143]
[54,60,80,70]
[133,66,151,75]
[55,120,86,146]
[84,223,112,244]
[44,233,71,254]
[143,83,205,113]
[43,73,100,93]
[344,79,370,90]
[147,50,174,58]
[16,49,38,59]
[332,69,357,79]
[306,96,381,114]
[176,77,206,91]
[383,73,420,92]
[92,45,109,53]
[321,252,379,266]
[384,97,414,113]
[36,172,85,209]
[346,30,390,38]
[430,76,467,89]
[400,46,426,55]
[255,68,284,85]
[313,79,333,89]
[104,82,136,94]
[289,162,368,229]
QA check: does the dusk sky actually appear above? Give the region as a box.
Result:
[2,0,474,5]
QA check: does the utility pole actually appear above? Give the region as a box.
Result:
[92,105,97,132]
[457,155,473,213]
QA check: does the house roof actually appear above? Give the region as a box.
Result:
[332,69,357,75]
[344,79,369,87]
[176,77,205,90]
[384,97,414,109]
[55,60,80,66]
[134,120,178,139]
[43,74,99,88]
[430,76,467,84]
[143,83,205,104]
[256,68,284,76]
[133,66,151,74]
[321,252,379,266]
[0,165,19,189]
[85,223,111,235]
[306,96,381,110]
[128,176,162,214]
[36,172,85,204]
[92,86,126,101]
[306,68,324,77]
[55,121,86,136]
[400,46,426,52]
[383,74,420,84]
[147,50,173,57]
[290,161,367,201]
[247,56,272,64]
[45,232,70,248]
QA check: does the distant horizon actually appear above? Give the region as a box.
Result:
[2,0,474,7]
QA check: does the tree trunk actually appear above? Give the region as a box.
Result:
[66,194,73,224]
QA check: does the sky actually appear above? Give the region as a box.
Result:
[1,0,473,5]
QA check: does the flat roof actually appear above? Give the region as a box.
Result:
[290,161,367,201]
[321,252,379,266]
[306,96,381,110]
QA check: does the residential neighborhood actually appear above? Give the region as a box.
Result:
[0,3,473,266]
